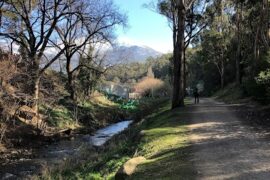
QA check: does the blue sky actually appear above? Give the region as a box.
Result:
[114,0,173,53]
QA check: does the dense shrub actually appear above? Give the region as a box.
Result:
[243,78,269,104]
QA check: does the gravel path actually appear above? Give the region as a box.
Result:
[188,98,270,180]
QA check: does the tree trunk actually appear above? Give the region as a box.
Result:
[29,55,41,115]
[66,56,75,100]
[236,2,242,85]
[267,1,270,47]
[221,74,224,89]
[172,7,185,109]
[33,75,41,114]
[172,49,182,109]
[221,60,224,89]
[236,46,241,84]
[181,51,186,98]
[68,72,75,100]
[263,0,269,47]
[253,27,260,75]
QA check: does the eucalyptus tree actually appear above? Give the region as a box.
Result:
[231,0,267,84]
[182,1,214,94]
[231,0,269,78]
[154,0,211,108]
[200,0,233,89]
[235,0,243,84]
[251,0,269,72]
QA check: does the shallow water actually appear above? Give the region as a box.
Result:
[47,120,133,156]
[86,120,133,146]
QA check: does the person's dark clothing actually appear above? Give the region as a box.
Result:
[193,88,199,104]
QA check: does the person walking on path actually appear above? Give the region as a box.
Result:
[193,87,199,104]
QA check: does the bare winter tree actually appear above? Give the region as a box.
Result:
[0,0,82,113]
[55,0,126,100]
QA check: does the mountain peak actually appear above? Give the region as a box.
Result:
[106,45,162,64]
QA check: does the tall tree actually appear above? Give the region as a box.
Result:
[200,0,232,89]
[156,0,211,108]
[235,0,243,85]
[155,0,190,108]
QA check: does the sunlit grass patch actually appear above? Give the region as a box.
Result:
[129,99,195,179]
[91,94,118,108]
[141,124,188,158]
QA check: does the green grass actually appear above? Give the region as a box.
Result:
[44,98,195,179]
[129,99,195,179]
[46,106,75,128]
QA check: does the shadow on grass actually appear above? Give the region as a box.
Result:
[130,146,195,180]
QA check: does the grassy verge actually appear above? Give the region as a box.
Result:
[44,99,195,179]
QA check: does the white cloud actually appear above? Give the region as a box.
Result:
[0,40,20,53]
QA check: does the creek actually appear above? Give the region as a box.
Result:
[0,120,133,179]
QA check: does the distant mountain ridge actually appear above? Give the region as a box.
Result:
[106,45,163,64]
[49,45,163,72]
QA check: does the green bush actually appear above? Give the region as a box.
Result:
[243,78,269,103]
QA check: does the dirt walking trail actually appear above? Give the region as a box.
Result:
[188,98,270,180]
